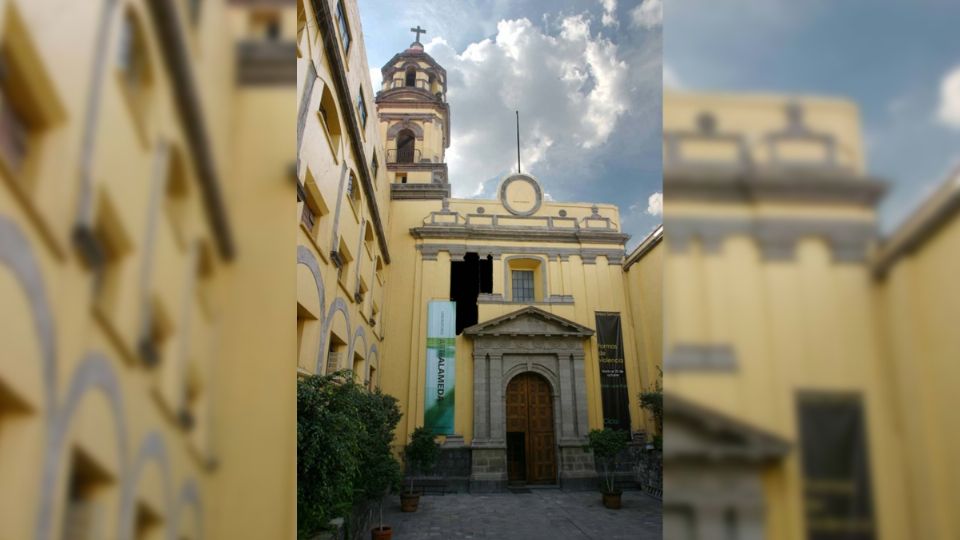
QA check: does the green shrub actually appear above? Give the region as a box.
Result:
[297,371,401,539]
[639,366,663,436]
[587,428,630,494]
[353,386,402,503]
[403,426,440,493]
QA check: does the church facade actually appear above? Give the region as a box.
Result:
[297,0,663,492]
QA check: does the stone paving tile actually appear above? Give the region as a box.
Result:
[380,490,661,539]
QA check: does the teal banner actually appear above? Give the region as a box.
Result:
[425,301,456,434]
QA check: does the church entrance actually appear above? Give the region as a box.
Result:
[505,372,557,484]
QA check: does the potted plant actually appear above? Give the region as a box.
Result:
[400,427,440,512]
[587,428,630,509]
[367,457,400,539]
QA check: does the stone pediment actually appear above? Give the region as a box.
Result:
[462,306,594,338]
[665,393,790,463]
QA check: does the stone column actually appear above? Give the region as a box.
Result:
[470,347,506,492]
[472,352,488,442]
[571,351,589,438]
[557,348,596,491]
[488,353,504,445]
[558,351,577,444]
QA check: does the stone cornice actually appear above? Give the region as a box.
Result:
[390,183,450,200]
[665,167,887,207]
[416,243,626,265]
[463,306,594,337]
[236,40,296,85]
[411,225,629,246]
[667,215,877,263]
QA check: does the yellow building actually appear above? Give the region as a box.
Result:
[297,1,664,493]
[660,90,960,539]
[0,0,296,538]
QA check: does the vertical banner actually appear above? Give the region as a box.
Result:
[595,312,630,431]
[425,301,456,434]
[798,393,875,540]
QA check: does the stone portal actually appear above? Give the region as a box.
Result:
[463,306,598,491]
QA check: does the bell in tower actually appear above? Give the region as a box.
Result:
[375,26,451,200]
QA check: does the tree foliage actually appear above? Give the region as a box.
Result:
[403,426,440,493]
[587,428,630,494]
[639,366,663,448]
[297,371,401,539]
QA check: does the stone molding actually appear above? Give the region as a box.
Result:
[665,170,887,207]
[385,119,425,140]
[417,243,625,265]
[667,215,877,263]
[236,40,296,85]
[665,343,737,372]
[477,293,575,305]
[390,183,450,200]
[499,174,543,217]
[411,226,629,247]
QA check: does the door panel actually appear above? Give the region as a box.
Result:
[504,372,557,485]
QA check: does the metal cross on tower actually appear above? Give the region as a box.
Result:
[410,25,427,43]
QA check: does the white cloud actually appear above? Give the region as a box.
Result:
[937,65,960,129]
[599,0,618,27]
[368,67,382,92]
[425,16,632,197]
[630,0,662,29]
[646,192,662,216]
[663,63,681,89]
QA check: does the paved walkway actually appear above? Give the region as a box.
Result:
[379,489,661,539]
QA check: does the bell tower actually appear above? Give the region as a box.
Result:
[375,27,451,200]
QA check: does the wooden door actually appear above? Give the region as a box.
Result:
[505,373,557,484]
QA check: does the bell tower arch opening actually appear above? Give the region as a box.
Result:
[405,66,416,87]
[396,129,416,164]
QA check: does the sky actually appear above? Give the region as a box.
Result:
[664,0,960,233]
[357,0,664,246]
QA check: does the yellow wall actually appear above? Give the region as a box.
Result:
[296,0,390,392]
[0,0,295,538]
[876,176,960,539]
[662,91,913,539]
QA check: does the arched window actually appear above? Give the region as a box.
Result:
[396,129,415,163]
[405,67,416,87]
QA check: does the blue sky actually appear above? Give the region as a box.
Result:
[357,0,664,246]
[665,0,960,232]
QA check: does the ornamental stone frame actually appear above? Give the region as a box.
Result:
[463,306,598,492]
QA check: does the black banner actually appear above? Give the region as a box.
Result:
[595,312,630,431]
[797,393,875,540]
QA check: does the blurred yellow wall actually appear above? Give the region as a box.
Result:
[0,0,296,538]
[663,90,959,539]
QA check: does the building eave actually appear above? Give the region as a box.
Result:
[874,165,960,278]
[624,224,663,270]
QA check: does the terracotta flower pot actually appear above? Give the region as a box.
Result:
[400,492,420,512]
[602,491,622,510]
[371,526,393,540]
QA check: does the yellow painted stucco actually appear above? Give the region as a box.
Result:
[663,90,960,539]
[0,0,296,538]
